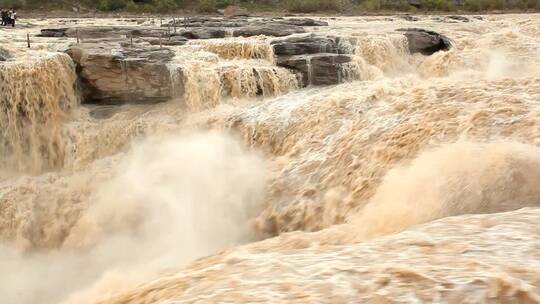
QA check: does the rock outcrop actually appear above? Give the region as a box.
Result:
[66,43,182,104]
[272,34,355,87]
[0,47,10,61]
[165,16,248,28]
[44,19,347,97]
[38,28,69,37]
[180,20,246,28]
[271,33,352,56]
[164,17,327,28]
[273,18,329,27]
[397,28,452,55]
[40,25,227,40]
[397,14,419,22]
[233,23,306,37]
[39,18,327,42]
[446,15,470,22]
[432,15,471,23]
[173,28,227,39]
[277,54,353,87]
[39,26,167,39]
[146,36,188,46]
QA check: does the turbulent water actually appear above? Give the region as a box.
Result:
[0,53,77,174]
[1,13,540,304]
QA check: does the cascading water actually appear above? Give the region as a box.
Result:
[0,53,77,175]
[170,39,298,110]
[188,37,275,61]
[181,61,298,110]
[354,34,413,74]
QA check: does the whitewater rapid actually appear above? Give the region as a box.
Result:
[1,13,540,304]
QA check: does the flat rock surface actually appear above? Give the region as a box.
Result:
[233,23,307,37]
[67,43,179,104]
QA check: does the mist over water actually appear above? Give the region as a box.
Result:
[349,141,540,241]
[0,132,267,304]
[1,13,540,304]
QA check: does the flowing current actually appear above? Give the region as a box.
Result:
[1,14,540,304]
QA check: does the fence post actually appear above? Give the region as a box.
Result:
[27,33,30,48]
[76,29,80,44]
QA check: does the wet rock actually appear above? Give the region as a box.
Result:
[435,15,471,23]
[147,36,188,46]
[40,25,234,41]
[271,33,352,56]
[159,17,326,30]
[81,37,144,45]
[66,43,182,104]
[0,47,10,61]
[184,16,215,23]
[38,28,68,37]
[173,28,227,39]
[446,15,470,22]
[309,54,354,86]
[233,23,306,37]
[272,33,356,87]
[177,20,247,28]
[397,28,452,55]
[66,26,122,38]
[398,15,419,22]
[273,18,329,27]
[166,17,248,28]
[39,26,167,39]
[171,17,327,28]
[165,21,235,28]
[277,53,353,87]
[67,26,166,38]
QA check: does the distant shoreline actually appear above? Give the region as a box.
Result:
[15,8,539,19]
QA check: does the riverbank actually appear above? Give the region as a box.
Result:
[14,8,540,19]
[6,0,538,18]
